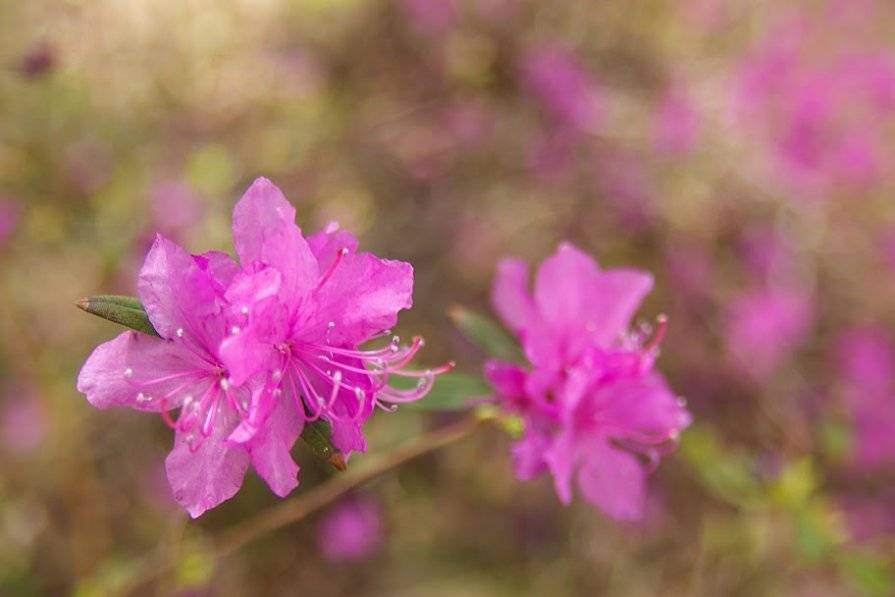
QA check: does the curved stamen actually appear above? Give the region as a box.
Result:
[315,247,349,290]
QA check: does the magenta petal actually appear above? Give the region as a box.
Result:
[231,177,318,301]
[576,438,645,520]
[248,392,303,497]
[304,252,413,346]
[512,427,550,480]
[165,408,250,518]
[138,234,221,341]
[219,326,274,387]
[77,331,201,412]
[307,222,359,271]
[544,428,576,505]
[598,372,690,443]
[533,243,653,345]
[484,360,528,399]
[194,250,240,290]
[491,258,537,334]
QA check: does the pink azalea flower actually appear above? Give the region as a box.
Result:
[725,285,813,381]
[77,236,278,517]
[317,495,383,562]
[216,179,450,454]
[78,177,445,517]
[519,44,603,133]
[484,243,691,519]
[836,326,895,470]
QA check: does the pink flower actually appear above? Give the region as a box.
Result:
[216,179,449,454]
[1,391,46,454]
[484,243,690,519]
[77,236,281,517]
[519,44,603,133]
[725,285,813,381]
[653,88,699,154]
[836,326,895,470]
[0,197,19,247]
[317,496,383,562]
[78,177,444,517]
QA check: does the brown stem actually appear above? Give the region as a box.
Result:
[118,416,481,595]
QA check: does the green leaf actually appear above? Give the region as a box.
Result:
[404,371,491,412]
[76,295,160,337]
[300,420,346,470]
[448,306,524,362]
[77,295,345,470]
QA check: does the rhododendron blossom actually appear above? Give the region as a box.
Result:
[77,178,444,517]
[484,243,691,519]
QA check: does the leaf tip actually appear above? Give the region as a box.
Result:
[328,452,348,471]
[76,297,90,312]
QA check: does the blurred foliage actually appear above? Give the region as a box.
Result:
[1,0,895,595]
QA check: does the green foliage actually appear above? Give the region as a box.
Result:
[404,371,491,412]
[448,306,524,363]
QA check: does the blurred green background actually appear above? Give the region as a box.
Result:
[2,0,894,595]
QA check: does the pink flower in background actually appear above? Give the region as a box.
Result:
[519,44,603,133]
[733,13,895,200]
[484,244,690,519]
[653,88,699,154]
[149,181,203,238]
[1,391,46,453]
[836,327,895,470]
[399,0,456,36]
[218,179,450,456]
[725,285,813,381]
[317,496,383,562]
[0,197,19,247]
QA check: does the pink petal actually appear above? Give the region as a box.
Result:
[77,331,203,412]
[247,393,303,497]
[511,426,550,480]
[597,372,691,443]
[491,258,537,334]
[576,438,645,520]
[165,408,250,518]
[483,360,528,399]
[534,243,653,346]
[138,234,221,342]
[302,252,413,346]
[307,222,359,271]
[231,177,318,301]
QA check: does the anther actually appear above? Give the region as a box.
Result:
[123,368,133,379]
[176,328,185,338]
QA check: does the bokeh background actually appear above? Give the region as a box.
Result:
[2,0,895,595]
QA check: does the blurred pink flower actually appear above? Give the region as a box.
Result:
[519,44,603,133]
[317,496,383,562]
[726,285,814,380]
[399,0,455,36]
[839,490,895,542]
[149,181,203,238]
[1,393,46,453]
[485,243,690,519]
[0,197,19,247]
[836,326,895,470]
[653,88,699,154]
[733,13,895,200]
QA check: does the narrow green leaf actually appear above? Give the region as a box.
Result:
[404,371,491,412]
[300,420,346,470]
[76,295,160,337]
[77,294,345,470]
[448,306,524,362]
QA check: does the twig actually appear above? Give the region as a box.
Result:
[120,416,481,595]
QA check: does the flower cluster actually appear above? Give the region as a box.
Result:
[485,243,691,519]
[77,178,448,517]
